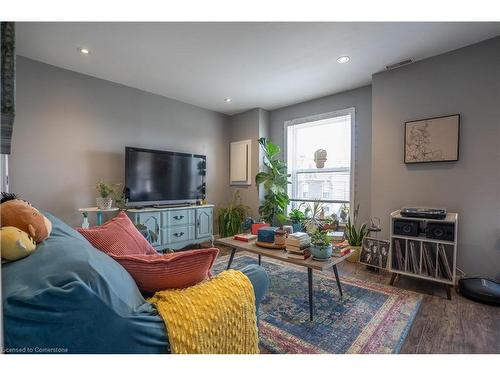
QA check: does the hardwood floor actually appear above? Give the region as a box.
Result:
[215,246,500,354]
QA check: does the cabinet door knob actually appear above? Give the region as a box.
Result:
[174,232,184,237]
[173,215,184,220]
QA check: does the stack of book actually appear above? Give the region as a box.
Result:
[332,240,351,257]
[285,232,311,260]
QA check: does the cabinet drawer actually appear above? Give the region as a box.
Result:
[162,209,194,227]
[165,225,195,244]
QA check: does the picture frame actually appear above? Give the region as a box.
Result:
[404,114,460,164]
[359,237,390,269]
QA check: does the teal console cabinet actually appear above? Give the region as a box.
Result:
[126,205,214,251]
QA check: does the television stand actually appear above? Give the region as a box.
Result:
[126,204,214,252]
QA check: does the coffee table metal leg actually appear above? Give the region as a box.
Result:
[332,264,343,297]
[308,268,314,321]
[227,248,236,270]
[258,254,262,266]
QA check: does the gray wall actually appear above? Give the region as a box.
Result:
[228,109,261,217]
[11,57,230,226]
[371,37,500,278]
[228,108,270,218]
[269,86,373,223]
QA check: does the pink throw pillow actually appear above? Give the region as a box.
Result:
[77,211,157,256]
[111,248,220,291]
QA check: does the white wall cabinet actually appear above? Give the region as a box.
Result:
[230,139,252,185]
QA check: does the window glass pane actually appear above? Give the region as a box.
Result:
[295,171,350,202]
[291,115,351,170]
[286,110,353,222]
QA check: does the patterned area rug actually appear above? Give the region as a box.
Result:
[213,253,422,354]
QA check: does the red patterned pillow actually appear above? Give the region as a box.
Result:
[77,211,157,256]
[111,248,220,291]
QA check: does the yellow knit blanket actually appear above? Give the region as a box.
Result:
[148,269,259,354]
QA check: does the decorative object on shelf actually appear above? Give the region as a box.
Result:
[404,114,460,163]
[313,148,327,168]
[255,137,290,225]
[310,228,333,260]
[95,181,120,210]
[217,190,249,238]
[359,237,390,269]
[81,211,90,229]
[282,225,293,235]
[344,204,368,263]
[288,208,305,233]
[389,210,458,300]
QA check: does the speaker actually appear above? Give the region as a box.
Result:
[426,222,455,241]
[393,219,420,237]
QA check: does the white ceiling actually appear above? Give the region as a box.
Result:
[16,22,500,115]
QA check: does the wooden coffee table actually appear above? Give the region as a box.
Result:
[215,237,353,321]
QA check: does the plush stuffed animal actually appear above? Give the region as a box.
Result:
[0,226,37,261]
[0,192,52,243]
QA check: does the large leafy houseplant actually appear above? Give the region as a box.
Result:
[255,137,290,225]
[217,190,249,238]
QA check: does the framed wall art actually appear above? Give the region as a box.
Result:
[404,114,460,164]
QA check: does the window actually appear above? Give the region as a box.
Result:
[286,108,354,221]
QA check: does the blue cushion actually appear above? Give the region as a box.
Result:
[2,213,169,354]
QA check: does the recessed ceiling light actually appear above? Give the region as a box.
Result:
[337,56,350,64]
[78,47,90,55]
[224,98,232,103]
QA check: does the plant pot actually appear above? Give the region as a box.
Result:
[346,245,361,263]
[310,244,333,260]
[96,197,113,210]
[292,223,303,233]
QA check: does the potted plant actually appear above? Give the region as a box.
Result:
[288,208,305,233]
[344,204,369,263]
[96,182,117,210]
[321,213,339,231]
[303,200,324,233]
[255,137,290,225]
[217,190,249,238]
[310,228,333,260]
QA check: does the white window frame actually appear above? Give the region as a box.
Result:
[284,107,356,213]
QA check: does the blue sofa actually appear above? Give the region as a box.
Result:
[2,213,268,353]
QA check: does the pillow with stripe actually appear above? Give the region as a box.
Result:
[110,248,220,291]
[77,211,157,256]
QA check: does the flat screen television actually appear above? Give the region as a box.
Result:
[125,147,206,207]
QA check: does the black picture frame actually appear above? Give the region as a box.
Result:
[404,114,460,164]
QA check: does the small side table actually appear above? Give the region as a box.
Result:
[78,207,119,226]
